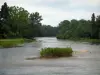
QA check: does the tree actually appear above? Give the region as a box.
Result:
[57,20,70,39]
[69,19,79,38]
[57,18,93,39]
[8,6,29,38]
[0,11,2,38]
[96,15,100,39]
[91,13,98,39]
[40,25,58,37]
[0,2,57,39]
[29,12,42,37]
[0,2,9,38]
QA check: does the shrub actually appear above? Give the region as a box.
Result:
[40,47,73,58]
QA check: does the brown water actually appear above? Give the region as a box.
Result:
[0,37,100,75]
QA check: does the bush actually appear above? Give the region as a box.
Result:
[40,47,73,58]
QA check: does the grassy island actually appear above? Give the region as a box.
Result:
[40,47,73,58]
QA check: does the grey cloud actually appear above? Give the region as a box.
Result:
[0,0,100,26]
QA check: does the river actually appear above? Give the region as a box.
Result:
[0,37,100,75]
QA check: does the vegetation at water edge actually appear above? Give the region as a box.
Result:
[57,14,100,40]
[0,2,57,39]
[79,38,100,43]
[40,47,73,58]
[0,38,35,48]
[0,2,100,43]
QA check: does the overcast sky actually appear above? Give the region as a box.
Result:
[0,0,100,26]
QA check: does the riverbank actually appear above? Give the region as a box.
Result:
[79,38,100,43]
[0,38,35,48]
[57,37,100,44]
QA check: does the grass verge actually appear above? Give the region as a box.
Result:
[40,47,73,58]
[0,38,35,48]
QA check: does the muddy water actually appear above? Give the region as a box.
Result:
[0,37,100,75]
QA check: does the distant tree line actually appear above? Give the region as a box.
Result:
[0,2,100,39]
[0,2,57,39]
[57,13,100,39]
[40,25,58,37]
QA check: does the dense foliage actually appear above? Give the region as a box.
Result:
[57,13,100,39]
[40,25,58,37]
[0,2,100,40]
[40,47,73,58]
[0,2,57,39]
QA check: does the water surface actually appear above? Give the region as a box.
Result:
[0,37,100,75]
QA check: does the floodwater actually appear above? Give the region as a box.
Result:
[0,37,100,75]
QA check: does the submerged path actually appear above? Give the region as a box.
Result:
[0,37,100,75]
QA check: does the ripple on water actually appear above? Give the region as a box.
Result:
[0,37,100,75]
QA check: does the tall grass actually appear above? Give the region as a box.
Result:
[0,38,36,48]
[40,47,73,58]
[0,39,24,48]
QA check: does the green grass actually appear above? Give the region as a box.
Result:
[0,39,24,48]
[40,47,73,58]
[0,38,35,48]
[80,38,100,43]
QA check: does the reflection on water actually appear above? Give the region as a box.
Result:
[0,37,100,75]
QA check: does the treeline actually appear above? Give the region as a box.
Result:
[57,13,100,39]
[0,2,57,39]
[0,2,100,40]
[40,25,58,37]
